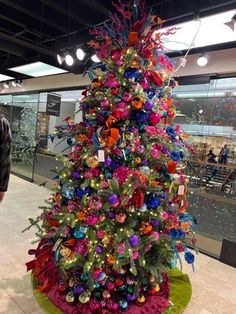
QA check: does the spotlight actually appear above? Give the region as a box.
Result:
[197,55,208,67]
[65,54,74,66]
[76,48,85,61]
[3,82,9,88]
[11,81,17,87]
[16,80,22,87]
[91,54,100,63]
[57,54,64,65]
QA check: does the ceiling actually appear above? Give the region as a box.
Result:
[0,0,235,81]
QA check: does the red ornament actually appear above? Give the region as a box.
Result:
[167,160,177,174]
[115,278,124,287]
[129,189,144,208]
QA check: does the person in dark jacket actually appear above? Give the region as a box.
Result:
[0,115,11,203]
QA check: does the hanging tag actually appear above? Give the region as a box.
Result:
[98,150,105,162]
[178,185,185,195]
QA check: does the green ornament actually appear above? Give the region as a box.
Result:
[126,153,134,162]
[128,286,134,293]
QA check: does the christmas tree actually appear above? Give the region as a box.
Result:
[26,1,196,313]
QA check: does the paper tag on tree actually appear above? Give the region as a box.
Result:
[178,185,185,195]
[98,150,105,162]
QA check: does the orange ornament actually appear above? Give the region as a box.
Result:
[140,222,153,235]
[107,254,115,265]
[128,32,138,46]
[77,210,87,221]
[131,97,143,110]
[167,160,177,174]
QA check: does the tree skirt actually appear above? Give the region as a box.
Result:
[31,268,191,314]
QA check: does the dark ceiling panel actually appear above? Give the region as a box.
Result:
[0,0,235,81]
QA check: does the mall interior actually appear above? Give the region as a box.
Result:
[0,0,236,313]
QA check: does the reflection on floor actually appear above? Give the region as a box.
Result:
[1,175,235,314]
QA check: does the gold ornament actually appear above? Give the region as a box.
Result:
[66,292,75,303]
[102,235,110,247]
[60,247,71,258]
[79,291,91,304]
[154,284,160,292]
[135,157,142,165]
[86,155,99,168]
[89,179,97,189]
[137,295,145,303]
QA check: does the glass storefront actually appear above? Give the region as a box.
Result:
[0,93,38,180]
[0,79,235,257]
[173,77,236,256]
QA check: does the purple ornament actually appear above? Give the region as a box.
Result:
[105,157,112,167]
[73,170,80,179]
[161,147,169,154]
[144,101,153,110]
[107,194,119,205]
[74,285,84,295]
[96,245,103,254]
[150,218,160,227]
[108,211,116,219]
[142,159,148,166]
[129,235,139,247]
[127,294,136,301]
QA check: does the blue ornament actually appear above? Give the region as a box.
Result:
[74,230,84,239]
[168,228,179,239]
[185,251,195,264]
[124,67,140,80]
[79,226,88,233]
[61,183,75,199]
[132,109,148,125]
[145,193,161,210]
[138,204,147,212]
[170,150,181,162]
[75,186,91,198]
[119,300,128,309]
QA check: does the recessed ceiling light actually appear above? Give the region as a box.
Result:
[11,81,17,87]
[16,80,22,87]
[0,74,14,82]
[91,54,100,63]
[65,54,74,66]
[197,55,208,66]
[8,62,67,77]
[76,48,85,61]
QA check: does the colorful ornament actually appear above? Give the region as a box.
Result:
[86,155,100,168]
[129,235,139,247]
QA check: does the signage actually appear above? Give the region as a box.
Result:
[46,93,61,116]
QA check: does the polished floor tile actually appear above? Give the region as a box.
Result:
[0,175,236,314]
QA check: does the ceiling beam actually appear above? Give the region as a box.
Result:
[39,0,88,25]
[78,0,108,16]
[0,0,67,33]
[0,39,30,57]
[0,31,56,58]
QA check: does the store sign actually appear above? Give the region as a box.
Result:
[46,93,61,116]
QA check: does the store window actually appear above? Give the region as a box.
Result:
[0,94,38,180]
[173,78,236,256]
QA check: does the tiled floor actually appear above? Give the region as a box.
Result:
[0,175,236,314]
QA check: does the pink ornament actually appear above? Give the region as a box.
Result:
[149,112,161,125]
[115,59,124,66]
[145,244,152,252]
[115,102,129,119]
[160,212,169,220]
[161,102,168,110]
[107,282,115,290]
[132,250,139,260]
[139,79,148,89]
[88,195,103,210]
[100,99,110,109]
[99,214,106,222]
[115,212,127,223]
[86,215,98,225]
[151,231,160,241]
[117,243,126,254]
[96,230,105,239]
[113,166,131,184]
[150,149,159,158]
[104,73,119,88]
[136,145,145,154]
[123,91,132,102]
[74,239,89,256]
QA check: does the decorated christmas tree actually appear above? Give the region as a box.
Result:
[26,1,196,313]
